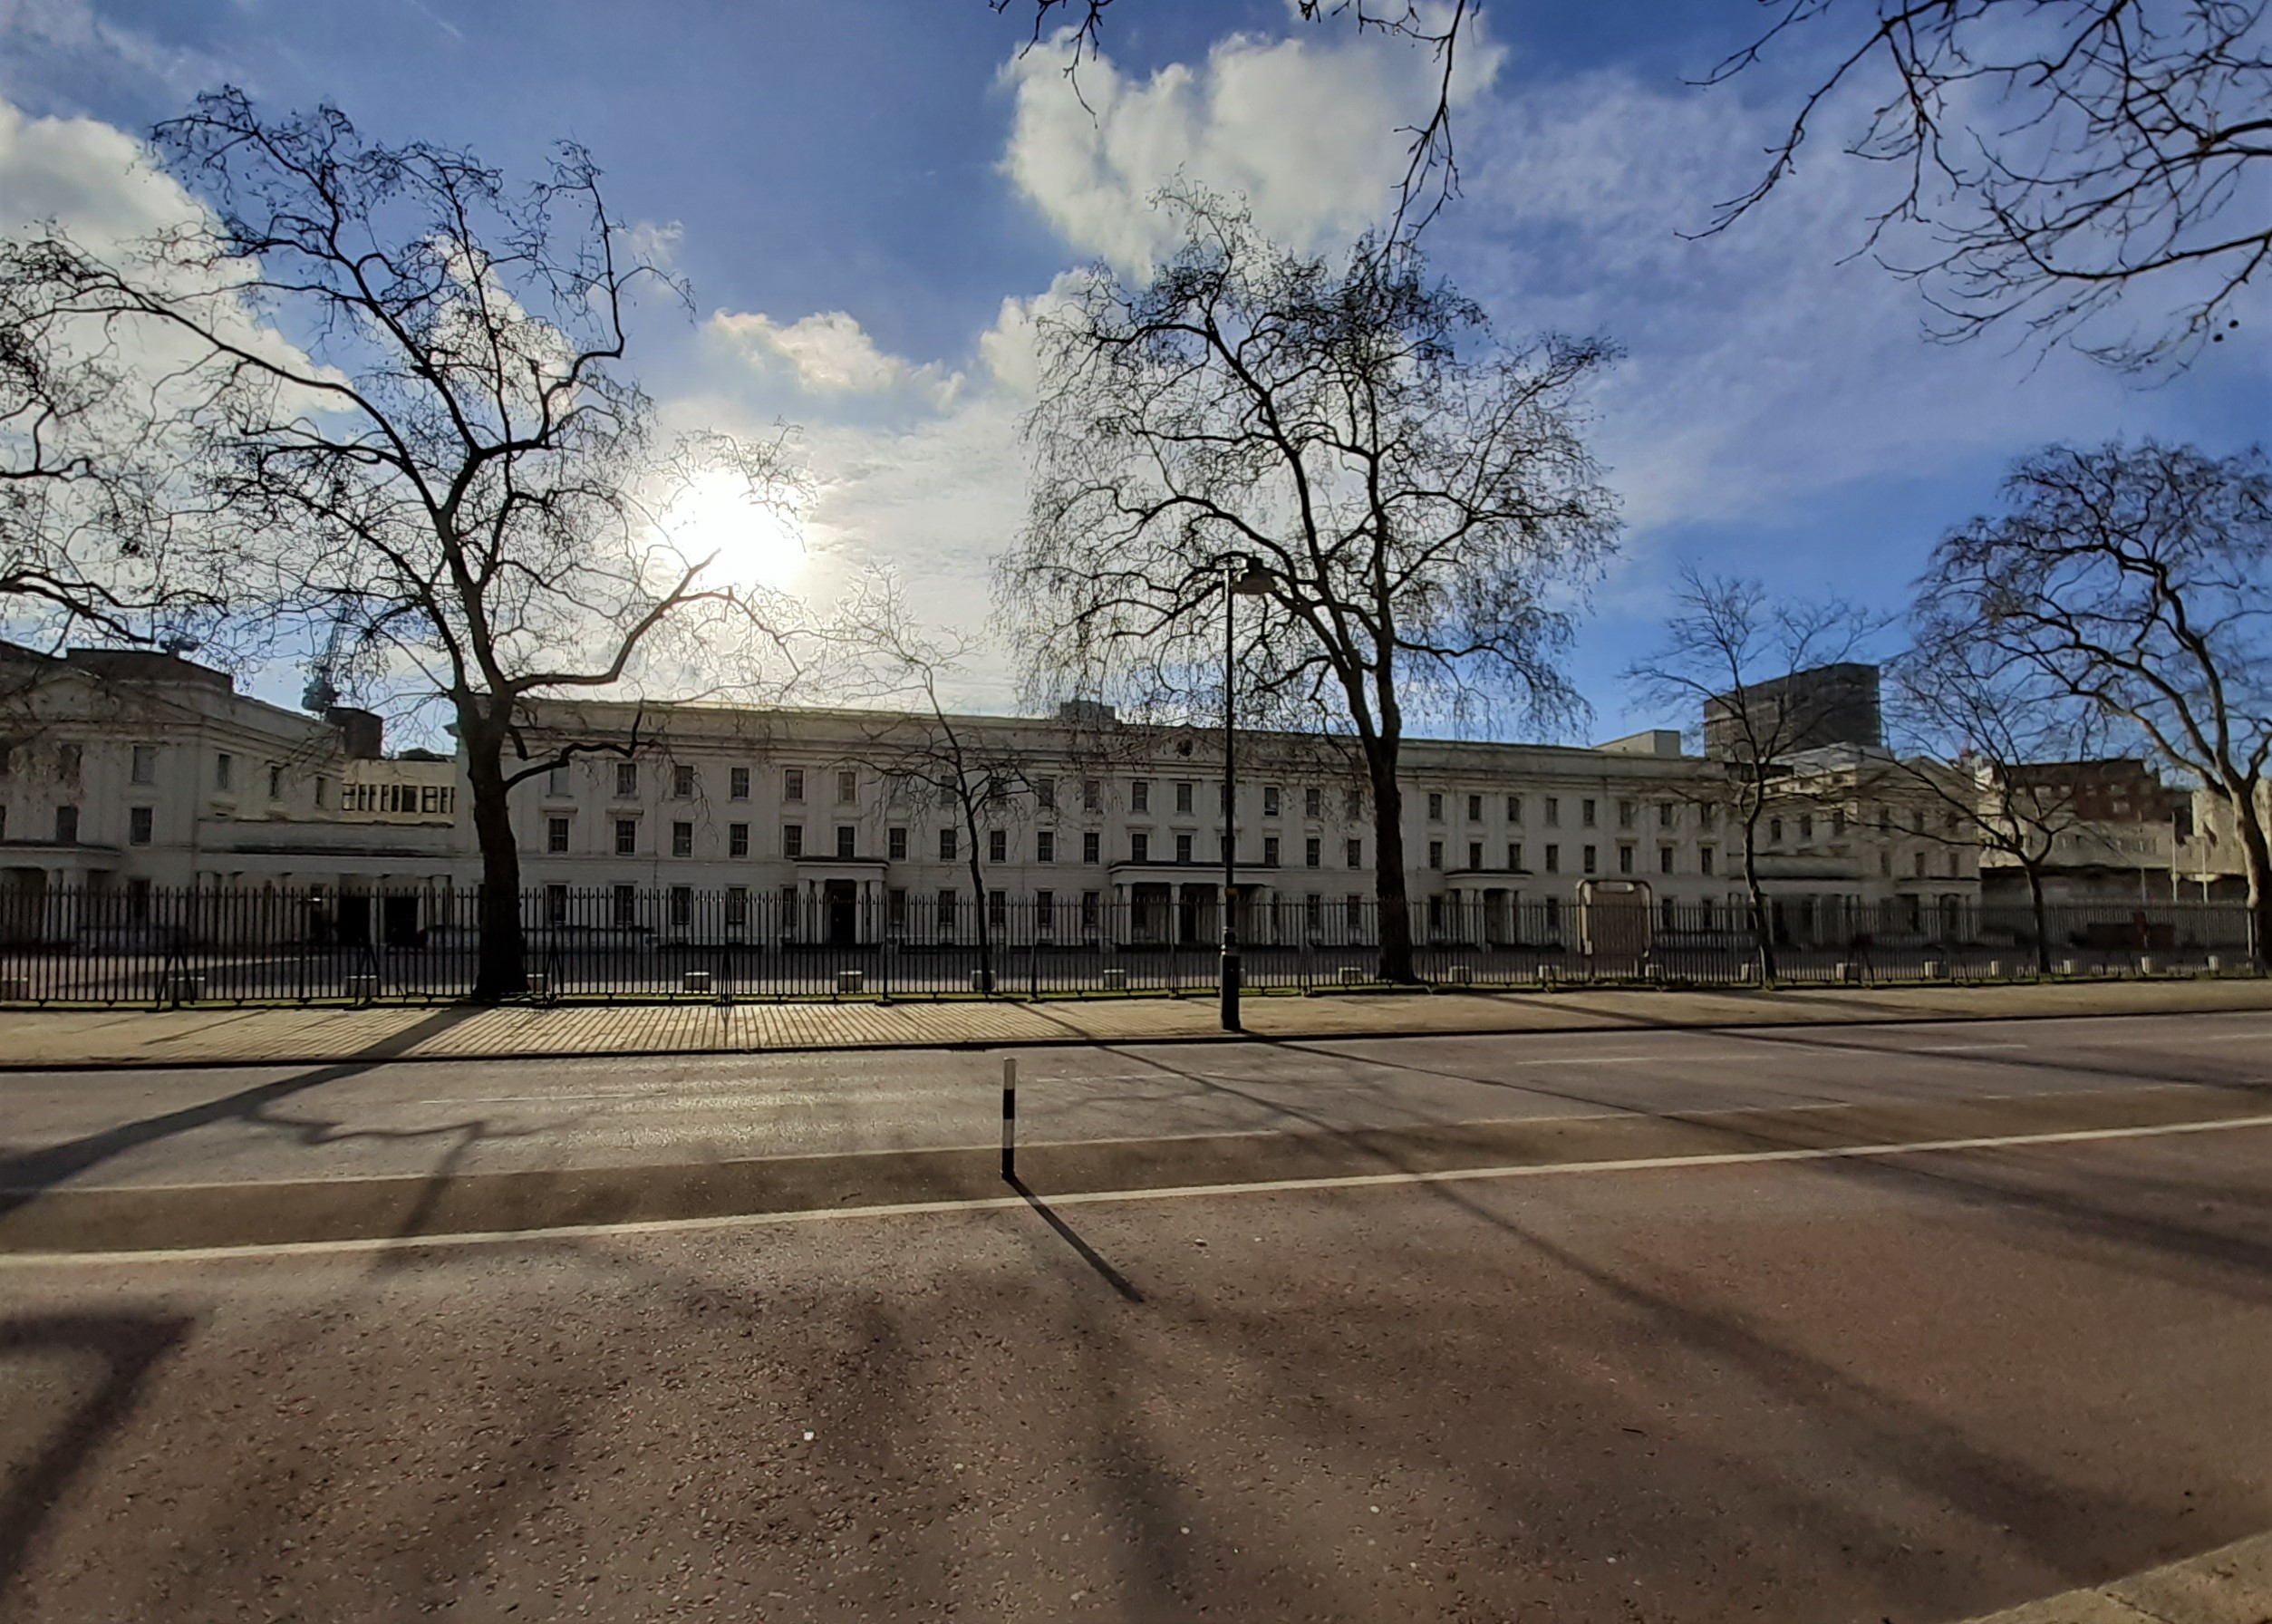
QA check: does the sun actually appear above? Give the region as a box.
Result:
[660,469,809,594]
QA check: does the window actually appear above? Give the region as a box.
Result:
[1914,850,1928,877]
[1582,845,1599,875]
[1468,841,1483,870]
[672,764,695,799]
[1081,891,1100,930]
[1618,800,1635,829]
[784,768,805,802]
[728,886,750,933]
[989,828,1008,864]
[1082,779,1101,812]
[546,884,570,925]
[1131,831,1149,863]
[613,884,637,928]
[1262,785,1281,817]
[1347,894,1365,931]
[546,763,569,796]
[1305,836,1320,868]
[1700,846,1716,876]
[1506,794,1523,822]
[1618,845,1635,875]
[828,768,852,805]
[1662,898,1678,931]
[1544,843,1561,874]
[314,776,329,809]
[730,766,750,800]
[1037,778,1057,810]
[1345,788,1363,818]
[215,751,234,791]
[1306,894,1323,933]
[1659,802,1676,829]
[672,821,694,857]
[783,823,803,859]
[1508,842,1523,871]
[614,817,638,856]
[1467,793,1483,822]
[547,816,570,855]
[887,888,907,931]
[267,763,283,800]
[1427,792,1445,821]
[1659,846,1675,875]
[938,889,959,927]
[1581,798,1597,828]
[1082,831,1100,864]
[888,826,907,861]
[1346,837,1363,868]
[1304,786,1321,818]
[988,889,1008,928]
[940,827,958,861]
[131,745,157,786]
[670,886,692,929]
[1544,896,1562,933]
[1913,808,1928,834]
[55,742,82,784]
[1175,832,1194,864]
[1880,850,1892,876]
[1799,814,1813,841]
[1175,780,1194,815]
[1832,808,1846,836]
[1544,797,1560,826]
[1036,830,1056,863]
[730,822,750,858]
[129,806,154,846]
[615,761,638,799]
[1263,836,1280,865]
[1035,889,1055,933]
[1132,779,1150,813]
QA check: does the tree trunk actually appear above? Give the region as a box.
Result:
[2233,789,2272,972]
[2025,865,2052,974]
[1741,814,1776,981]
[1368,745,1416,983]
[461,719,527,1002]
[964,801,992,994]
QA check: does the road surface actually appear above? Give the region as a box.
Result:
[1,1012,2267,1620]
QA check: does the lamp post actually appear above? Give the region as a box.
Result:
[1220,554,1274,1032]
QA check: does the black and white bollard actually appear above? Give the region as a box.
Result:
[1001,1057,1016,1182]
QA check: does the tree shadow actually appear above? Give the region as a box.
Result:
[0,1310,193,1609]
[0,1008,483,1215]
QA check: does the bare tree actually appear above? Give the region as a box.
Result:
[1625,568,1882,980]
[993,1,1476,239]
[828,576,1058,992]
[12,92,806,1000]
[1922,440,2272,962]
[1883,632,2109,970]
[1000,191,1619,983]
[1697,0,2270,371]
[1,244,227,649]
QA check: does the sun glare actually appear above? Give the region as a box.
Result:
[662,469,809,594]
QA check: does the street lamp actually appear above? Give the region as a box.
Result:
[1220,553,1274,1032]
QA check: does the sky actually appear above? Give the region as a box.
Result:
[3,0,2266,742]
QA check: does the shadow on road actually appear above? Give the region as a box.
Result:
[0,1310,194,1608]
[1009,1173,1145,1303]
[0,1009,483,1217]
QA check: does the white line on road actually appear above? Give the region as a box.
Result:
[7,1110,2270,1268]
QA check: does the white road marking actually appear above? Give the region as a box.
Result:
[6,1110,2268,1268]
[1902,1042,2029,1053]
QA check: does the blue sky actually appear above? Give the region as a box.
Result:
[4,0,2266,740]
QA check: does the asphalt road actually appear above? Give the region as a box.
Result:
[1,1014,2268,1621]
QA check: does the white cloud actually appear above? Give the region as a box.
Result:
[705,308,964,410]
[0,90,205,245]
[1000,8,1504,272]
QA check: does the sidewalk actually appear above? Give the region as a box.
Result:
[1957,1531,2271,1622]
[3,976,2268,1070]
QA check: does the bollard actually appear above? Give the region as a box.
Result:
[1001,1057,1016,1181]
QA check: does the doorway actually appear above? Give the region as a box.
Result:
[825,880,857,946]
